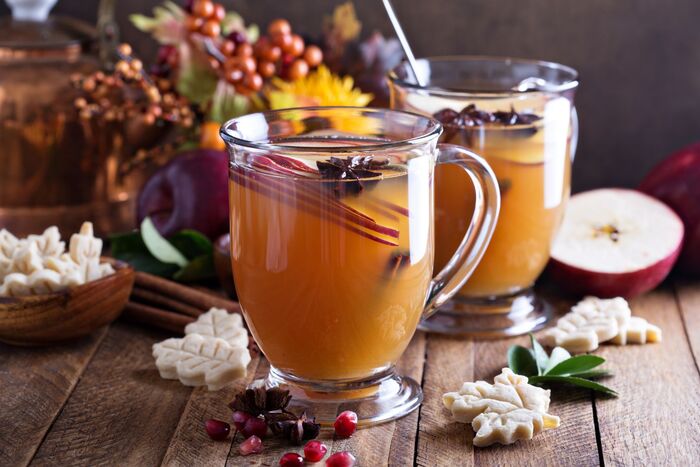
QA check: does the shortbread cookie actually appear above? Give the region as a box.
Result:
[609,316,662,345]
[153,334,251,391]
[443,368,560,447]
[185,307,248,348]
[540,296,632,353]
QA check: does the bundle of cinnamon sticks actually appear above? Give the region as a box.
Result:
[122,271,241,334]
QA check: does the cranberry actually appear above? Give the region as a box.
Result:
[232,411,252,430]
[239,435,263,456]
[279,452,304,466]
[204,419,230,441]
[304,440,328,462]
[242,416,268,439]
[333,411,358,438]
[227,31,246,45]
[326,451,356,467]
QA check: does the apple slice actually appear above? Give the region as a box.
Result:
[549,189,684,298]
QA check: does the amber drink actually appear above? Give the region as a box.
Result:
[221,107,499,425]
[390,57,579,337]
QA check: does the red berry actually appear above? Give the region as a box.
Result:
[242,416,268,439]
[239,435,263,455]
[326,451,356,467]
[279,452,304,466]
[333,411,358,438]
[231,411,252,430]
[204,419,230,441]
[304,440,328,462]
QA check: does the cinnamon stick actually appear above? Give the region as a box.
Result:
[122,301,195,334]
[134,271,241,313]
[131,286,204,318]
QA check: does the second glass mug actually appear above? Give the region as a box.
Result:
[389,56,579,337]
[221,107,499,425]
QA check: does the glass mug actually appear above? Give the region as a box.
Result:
[389,57,579,337]
[221,107,499,425]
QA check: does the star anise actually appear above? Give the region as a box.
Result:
[228,386,292,417]
[317,156,387,197]
[270,412,321,445]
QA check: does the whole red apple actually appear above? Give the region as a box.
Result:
[137,149,229,239]
[639,142,700,276]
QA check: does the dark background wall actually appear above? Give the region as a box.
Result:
[3,0,699,192]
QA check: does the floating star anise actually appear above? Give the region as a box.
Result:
[228,386,292,417]
[317,156,387,196]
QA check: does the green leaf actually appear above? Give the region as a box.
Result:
[529,334,549,376]
[507,345,538,377]
[141,217,188,267]
[546,355,606,377]
[529,375,618,397]
[573,370,612,380]
[209,81,251,123]
[168,230,213,260]
[173,254,216,282]
[176,47,219,105]
[544,347,572,374]
[116,251,179,277]
[109,231,148,256]
[129,14,159,31]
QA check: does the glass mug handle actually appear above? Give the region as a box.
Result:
[423,144,501,318]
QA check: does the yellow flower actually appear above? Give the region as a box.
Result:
[267,66,373,109]
[267,66,378,136]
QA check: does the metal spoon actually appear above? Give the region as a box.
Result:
[381,0,426,87]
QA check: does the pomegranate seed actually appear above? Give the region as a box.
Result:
[204,419,230,441]
[279,452,304,466]
[333,411,358,438]
[326,451,356,467]
[242,416,268,439]
[239,435,263,456]
[304,440,328,462]
[232,411,252,430]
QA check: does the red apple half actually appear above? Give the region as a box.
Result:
[639,142,700,276]
[549,188,684,298]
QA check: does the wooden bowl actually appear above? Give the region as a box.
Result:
[0,259,135,346]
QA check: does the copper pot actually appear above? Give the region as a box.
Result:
[0,1,171,237]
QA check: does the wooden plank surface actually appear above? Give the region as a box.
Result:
[2,282,699,466]
[30,322,192,466]
[0,328,107,467]
[595,289,700,466]
[675,281,700,366]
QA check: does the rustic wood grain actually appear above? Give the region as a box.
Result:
[473,335,600,467]
[675,280,700,368]
[595,289,700,466]
[0,328,107,466]
[160,351,263,467]
[415,335,475,467]
[30,322,192,466]
[331,333,426,466]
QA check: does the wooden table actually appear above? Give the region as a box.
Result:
[2,281,700,466]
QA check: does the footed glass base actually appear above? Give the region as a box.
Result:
[419,288,552,338]
[256,365,422,427]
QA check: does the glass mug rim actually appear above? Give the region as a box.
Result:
[388,55,579,98]
[220,106,442,156]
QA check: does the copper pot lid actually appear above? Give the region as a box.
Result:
[0,0,95,59]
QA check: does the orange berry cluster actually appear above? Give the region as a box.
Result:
[185,0,226,37]
[72,43,192,128]
[183,1,324,94]
[253,19,323,81]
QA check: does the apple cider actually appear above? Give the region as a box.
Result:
[229,151,433,380]
[434,111,572,298]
